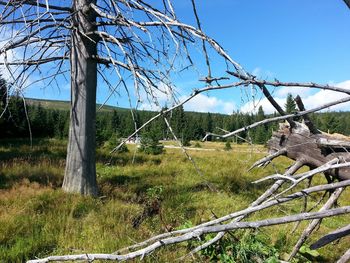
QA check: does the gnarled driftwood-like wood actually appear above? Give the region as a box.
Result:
[267,122,350,180]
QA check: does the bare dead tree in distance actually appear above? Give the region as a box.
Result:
[0,0,245,196]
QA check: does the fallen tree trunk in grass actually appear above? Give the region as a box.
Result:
[252,105,350,261]
[265,121,350,181]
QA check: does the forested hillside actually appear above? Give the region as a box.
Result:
[1,96,350,145]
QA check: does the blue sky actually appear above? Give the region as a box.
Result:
[15,1,350,113]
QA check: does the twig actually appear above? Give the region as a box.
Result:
[248,148,287,171]
[311,224,350,250]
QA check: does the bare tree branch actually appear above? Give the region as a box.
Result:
[0,56,68,65]
[0,0,72,12]
[311,224,350,250]
[294,95,320,134]
[343,0,350,9]
[228,71,350,95]
[248,148,287,171]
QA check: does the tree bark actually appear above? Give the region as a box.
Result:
[267,122,350,180]
[62,0,98,196]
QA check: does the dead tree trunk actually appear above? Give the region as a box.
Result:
[62,0,98,196]
[267,121,350,181]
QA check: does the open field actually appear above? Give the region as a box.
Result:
[0,139,349,262]
[25,98,127,112]
[161,141,266,154]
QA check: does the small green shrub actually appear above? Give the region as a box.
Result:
[224,141,232,151]
[200,231,280,262]
[139,139,163,155]
[182,136,191,147]
[104,134,129,153]
[139,130,163,155]
[194,142,202,148]
[146,186,163,201]
[298,245,321,262]
[72,198,99,219]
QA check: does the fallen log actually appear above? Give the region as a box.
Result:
[267,121,350,180]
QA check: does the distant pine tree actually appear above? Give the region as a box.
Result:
[322,112,341,134]
[0,74,8,136]
[252,106,268,144]
[31,103,47,137]
[0,74,7,109]
[140,124,163,155]
[285,93,297,114]
[256,106,265,121]
[205,112,213,133]
[170,105,190,145]
[6,95,28,137]
[111,110,121,134]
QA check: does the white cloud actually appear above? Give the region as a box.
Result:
[181,93,235,114]
[274,86,312,98]
[135,80,237,114]
[240,80,350,114]
[240,97,286,114]
[298,80,350,112]
[139,79,350,115]
[223,101,235,114]
[139,89,236,114]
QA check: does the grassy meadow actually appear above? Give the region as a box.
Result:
[26,98,127,112]
[0,139,349,262]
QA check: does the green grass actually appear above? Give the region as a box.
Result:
[0,139,349,262]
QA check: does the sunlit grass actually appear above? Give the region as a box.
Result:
[0,138,349,262]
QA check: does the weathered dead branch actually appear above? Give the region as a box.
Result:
[247,94,350,261]
[311,224,350,250]
[248,148,287,171]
